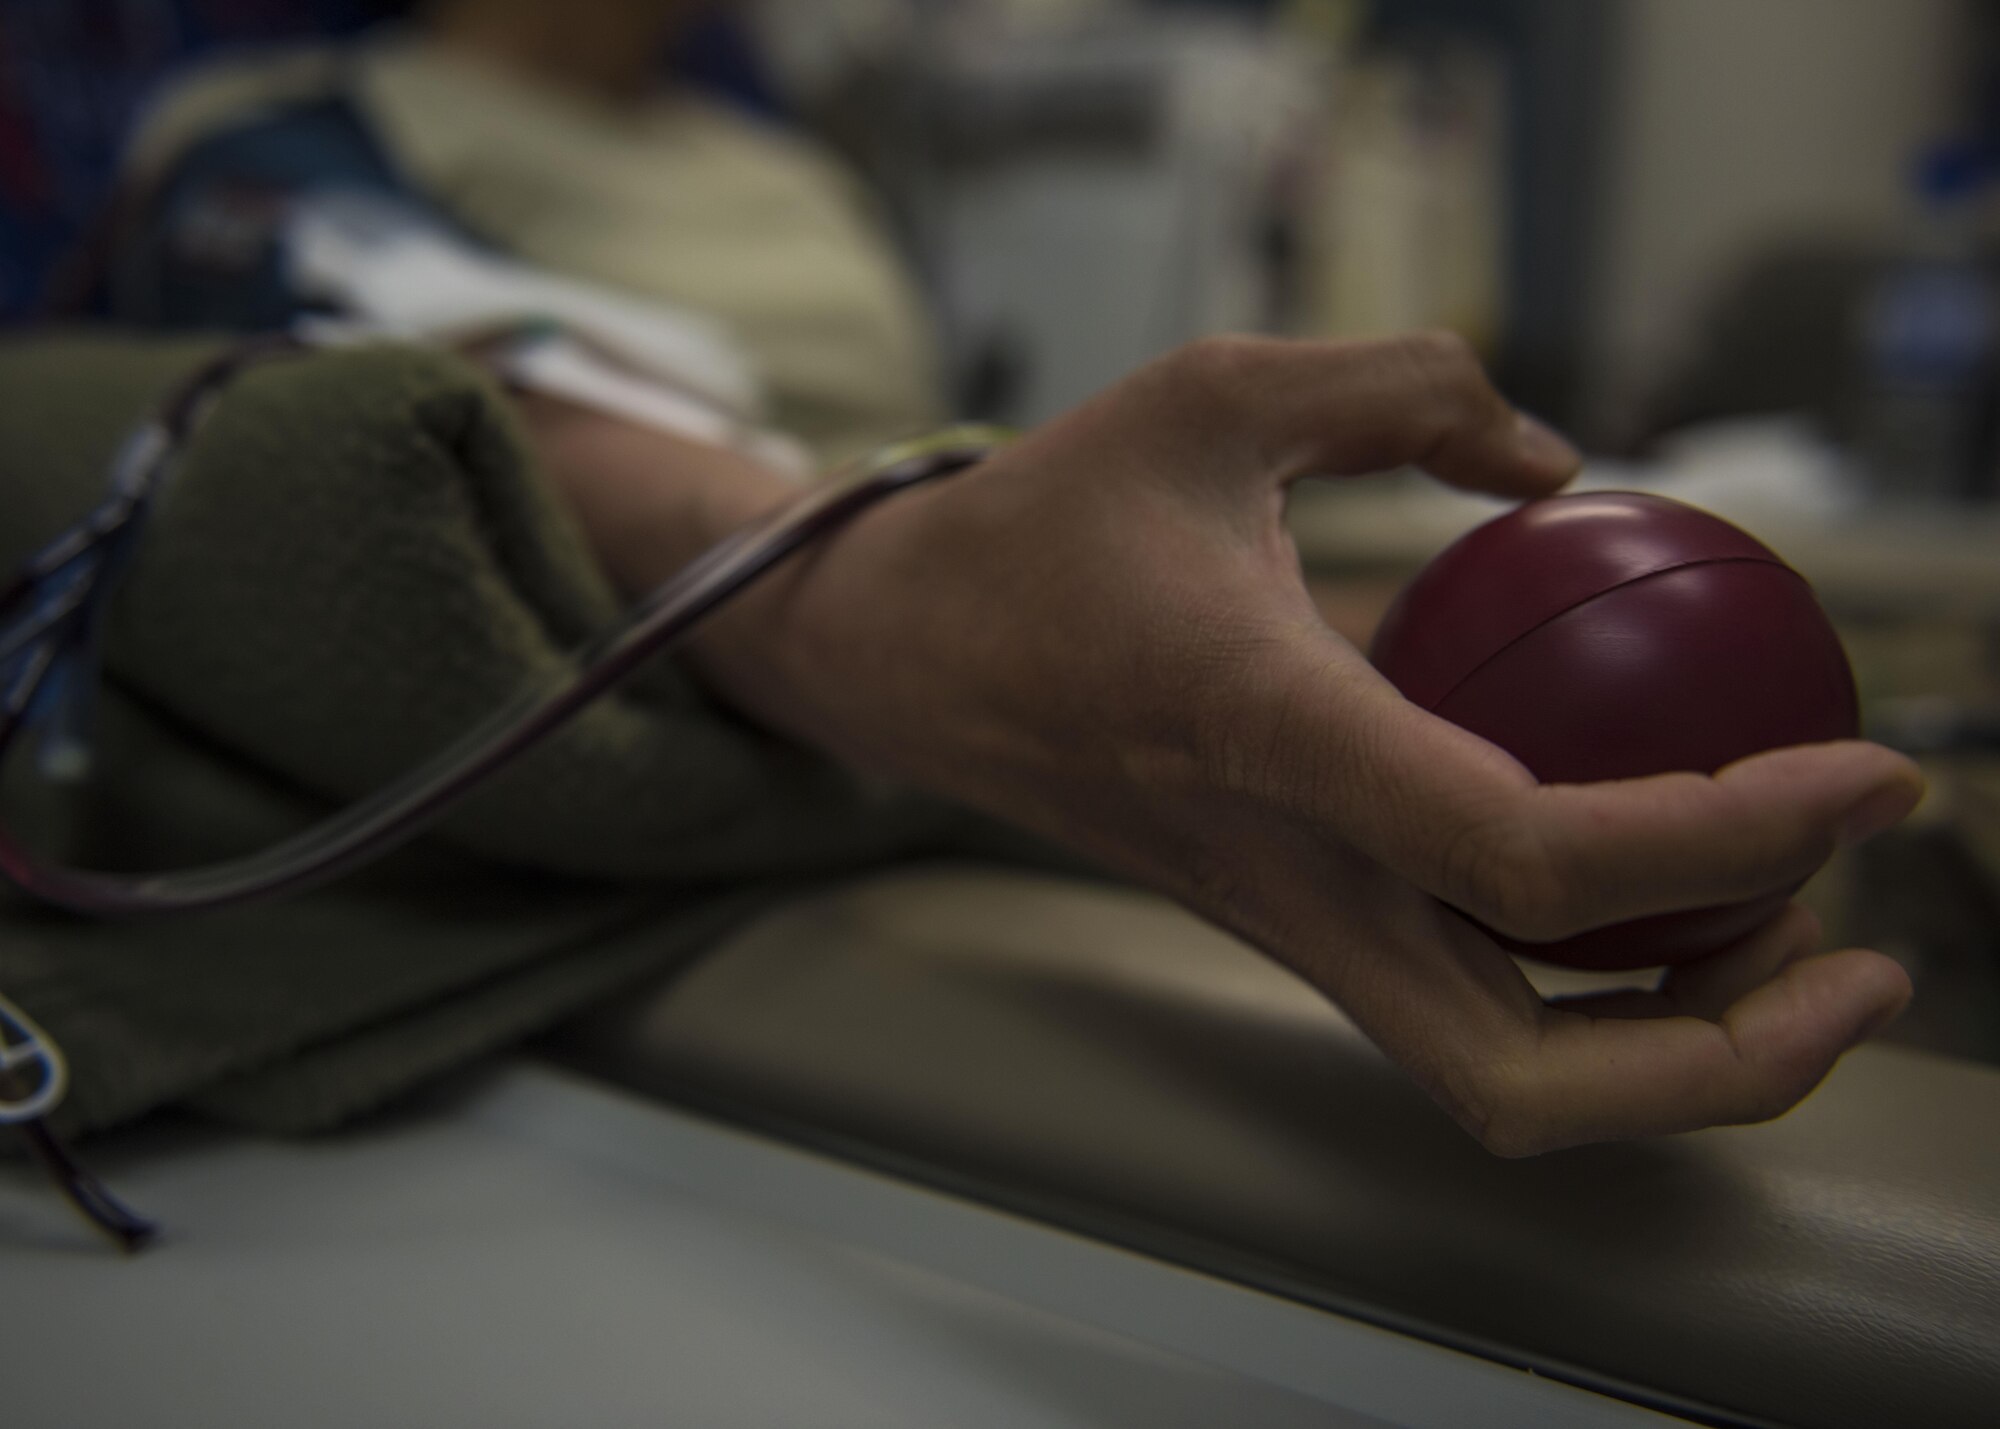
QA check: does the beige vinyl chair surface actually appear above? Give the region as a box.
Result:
[555,865,2000,1429]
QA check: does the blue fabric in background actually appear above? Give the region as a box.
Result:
[0,0,388,317]
[0,0,782,320]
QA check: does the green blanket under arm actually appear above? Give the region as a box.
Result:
[0,332,1030,1136]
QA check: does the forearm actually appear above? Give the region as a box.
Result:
[514,395,972,770]
[514,391,800,596]
[511,392,893,763]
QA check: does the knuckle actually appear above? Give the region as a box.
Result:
[1735,1043,1831,1125]
[1159,334,1271,401]
[1401,328,1481,386]
[1451,1062,1559,1159]
[1393,329,1500,425]
[1403,327,1479,369]
[1436,811,1576,942]
[1477,1113,1557,1160]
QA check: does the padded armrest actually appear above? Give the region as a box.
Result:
[550,867,2000,1429]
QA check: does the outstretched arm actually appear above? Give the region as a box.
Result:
[526,333,1921,1156]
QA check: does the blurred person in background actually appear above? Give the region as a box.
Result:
[1,0,1929,1157]
[105,0,940,467]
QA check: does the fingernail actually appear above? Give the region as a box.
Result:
[1838,780,1924,846]
[1513,412,1583,476]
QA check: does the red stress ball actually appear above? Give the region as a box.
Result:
[1369,491,1858,971]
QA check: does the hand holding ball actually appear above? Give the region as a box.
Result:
[1369,493,1858,971]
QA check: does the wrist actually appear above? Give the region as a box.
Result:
[682,429,1014,759]
[679,464,948,746]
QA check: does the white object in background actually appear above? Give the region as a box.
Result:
[498,335,813,480]
[283,192,765,421]
[1302,43,1510,349]
[748,0,920,102]
[282,192,813,476]
[1578,415,1864,525]
[928,16,1323,424]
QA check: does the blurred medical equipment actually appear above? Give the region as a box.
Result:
[0,989,139,1246]
[914,15,1327,424]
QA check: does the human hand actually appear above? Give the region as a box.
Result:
[592,334,1926,1154]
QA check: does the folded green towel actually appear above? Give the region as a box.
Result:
[0,333,1024,1135]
